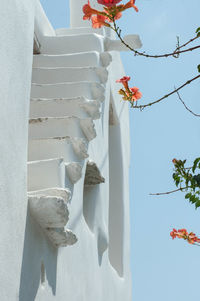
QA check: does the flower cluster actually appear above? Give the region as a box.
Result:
[82,0,138,28]
[116,76,142,104]
[170,228,200,245]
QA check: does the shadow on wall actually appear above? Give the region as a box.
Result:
[19,205,58,301]
[83,179,108,265]
[108,123,124,277]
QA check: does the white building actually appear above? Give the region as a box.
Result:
[0,1,141,300]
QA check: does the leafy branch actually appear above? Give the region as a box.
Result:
[151,158,200,209]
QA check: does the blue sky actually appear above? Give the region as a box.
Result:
[40,1,200,300]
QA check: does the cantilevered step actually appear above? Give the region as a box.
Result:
[28,136,88,162]
[29,117,96,141]
[28,158,82,192]
[30,97,101,120]
[31,82,105,102]
[40,33,104,54]
[33,52,112,68]
[32,66,108,84]
[28,187,71,203]
[28,195,69,228]
[27,158,66,192]
[45,228,77,247]
[55,27,104,36]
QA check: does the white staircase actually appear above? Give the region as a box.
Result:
[28,29,110,248]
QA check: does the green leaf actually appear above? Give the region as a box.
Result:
[197,65,200,73]
[195,199,200,209]
[192,157,200,172]
[196,27,200,33]
[185,193,191,199]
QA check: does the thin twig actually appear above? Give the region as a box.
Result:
[132,74,200,110]
[175,89,200,117]
[149,187,188,196]
[174,36,199,52]
[113,20,200,59]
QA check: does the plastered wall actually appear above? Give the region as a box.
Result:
[0,1,34,300]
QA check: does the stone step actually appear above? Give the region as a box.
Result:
[33,52,112,68]
[45,228,77,247]
[28,137,88,162]
[28,187,71,203]
[28,195,69,228]
[28,158,82,192]
[27,158,66,192]
[32,66,108,84]
[55,27,104,36]
[30,97,101,120]
[29,117,96,141]
[40,33,104,54]
[31,82,105,102]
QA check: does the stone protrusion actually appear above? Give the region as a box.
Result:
[80,99,101,120]
[80,118,97,141]
[95,67,108,84]
[45,227,78,247]
[91,83,105,102]
[65,162,82,184]
[100,52,112,67]
[71,137,89,159]
[84,160,105,186]
[29,195,69,228]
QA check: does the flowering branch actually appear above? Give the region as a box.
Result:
[133,74,200,110]
[170,228,200,245]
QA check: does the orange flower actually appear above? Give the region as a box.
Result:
[123,0,139,12]
[170,228,200,245]
[129,87,142,101]
[83,0,138,27]
[91,15,111,28]
[82,0,103,20]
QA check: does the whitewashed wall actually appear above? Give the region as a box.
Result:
[0,1,133,300]
[0,1,35,300]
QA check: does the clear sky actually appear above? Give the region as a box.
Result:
[40,1,200,300]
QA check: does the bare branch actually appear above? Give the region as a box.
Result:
[150,187,188,196]
[175,89,200,117]
[113,19,200,59]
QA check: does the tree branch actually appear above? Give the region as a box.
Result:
[113,20,200,59]
[150,187,189,196]
[175,89,200,117]
[133,74,200,110]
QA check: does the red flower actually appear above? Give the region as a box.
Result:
[172,158,179,165]
[97,0,122,7]
[116,76,131,91]
[116,76,131,84]
[129,87,142,101]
